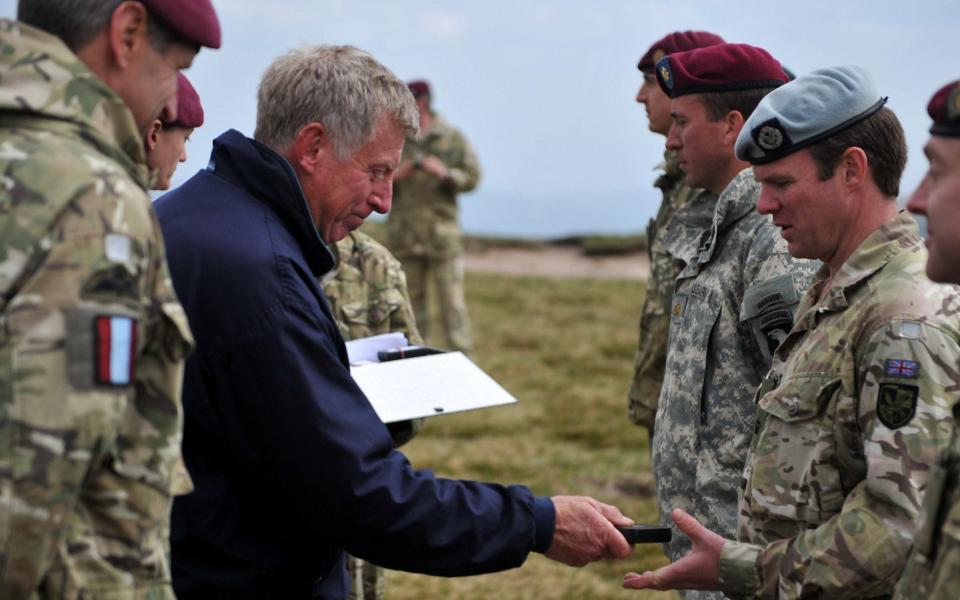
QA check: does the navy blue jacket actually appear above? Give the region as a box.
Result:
[156,130,554,599]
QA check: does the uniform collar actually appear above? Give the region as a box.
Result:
[795,210,920,326]
[695,168,760,264]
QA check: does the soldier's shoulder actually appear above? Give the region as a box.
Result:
[866,254,960,335]
[345,231,404,280]
[0,128,148,244]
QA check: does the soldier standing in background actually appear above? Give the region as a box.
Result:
[627,30,724,437]
[146,72,205,191]
[894,79,960,599]
[386,80,480,354]
[321,229,424,600]
[0,0,220,596]
[625,66,960,599]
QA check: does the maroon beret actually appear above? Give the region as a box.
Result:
[165,72,203,129]
[407,80,431,98]
[140,0,222,49]
[637,30,725,73]
[928,80,960,137]
[655,43,788,98]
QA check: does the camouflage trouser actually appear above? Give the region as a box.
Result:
[399,253,473,354]
[347,555,385,600]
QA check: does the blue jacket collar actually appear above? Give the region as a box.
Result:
[207,129,335,276]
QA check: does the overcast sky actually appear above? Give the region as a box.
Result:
[3,0,956,237]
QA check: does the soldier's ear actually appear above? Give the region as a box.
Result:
[146,120,162,152]
[107,1,150,70]
[840,147,868,190]
[723,110,746,146]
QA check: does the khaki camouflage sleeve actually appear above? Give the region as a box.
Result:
[626,228,679,428]
[719,540,763,598]
[745,322,959,599]
[626,294,669,429]
[445,131,480,193]
[388,260,424,346]
[1,225,186,595]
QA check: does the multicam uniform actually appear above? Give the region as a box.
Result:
[386,113,480,353]
[322,231,423,347]
[720,212,960,599]
[322,230,424,600]
[0,20,192,598]
[652,169,817,599]
[894,417,960,599]
[628,150,705,431]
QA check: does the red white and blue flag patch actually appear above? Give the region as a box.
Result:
[95,316,138,386]
[884,358,919,379]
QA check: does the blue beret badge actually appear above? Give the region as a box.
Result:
[752,118,791,153]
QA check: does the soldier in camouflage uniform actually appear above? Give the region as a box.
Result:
[643,46,817,600]
[0,1,220,597]
[628,31,724,435]
[894,79,960,600]
[386,80,480,354]
[625,66,960,600]
[321,229,424,600]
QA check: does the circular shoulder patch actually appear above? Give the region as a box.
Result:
[877,383,918,429]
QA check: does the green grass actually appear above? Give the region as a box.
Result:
[384,272,676,600]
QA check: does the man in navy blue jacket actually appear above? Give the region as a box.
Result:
[156,45,634,599]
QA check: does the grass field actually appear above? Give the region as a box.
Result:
[383,271,677,600]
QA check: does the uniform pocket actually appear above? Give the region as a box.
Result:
[751,373,844,525]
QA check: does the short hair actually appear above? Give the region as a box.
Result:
[700,87,779,122]
[806,107,906,198]
[254,45,419,159]
[18,0,185,53]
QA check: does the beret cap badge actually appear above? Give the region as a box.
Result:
[756,124,784,151]
[659,60,674,90]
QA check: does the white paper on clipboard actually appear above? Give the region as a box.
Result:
[349,351,518,423]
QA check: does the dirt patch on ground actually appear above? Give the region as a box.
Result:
[464,245,649,280]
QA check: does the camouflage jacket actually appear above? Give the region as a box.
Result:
[652,169,818,562]
[0,20,193,598]
[628,150,707,429]
[720,212,960,599]
[893,414,960,599]
[386,113,480,258]
[321,230,423,344]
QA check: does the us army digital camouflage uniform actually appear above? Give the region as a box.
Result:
[0,20,193,598]
[652,169,817,599]
[628,150,705,432]
[893,416,960,600]
[719,212,960,599]
[321,230,424,600]
[385,113,480,353]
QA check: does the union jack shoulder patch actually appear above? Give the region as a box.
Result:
[884,358,919,379]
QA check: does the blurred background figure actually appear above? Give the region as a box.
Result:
[147,72,204,190]
[387,79,481,354]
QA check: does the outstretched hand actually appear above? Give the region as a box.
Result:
[622,509,725,591]
[544,495,635,567]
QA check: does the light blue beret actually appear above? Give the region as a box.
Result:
[735,65,887,164]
